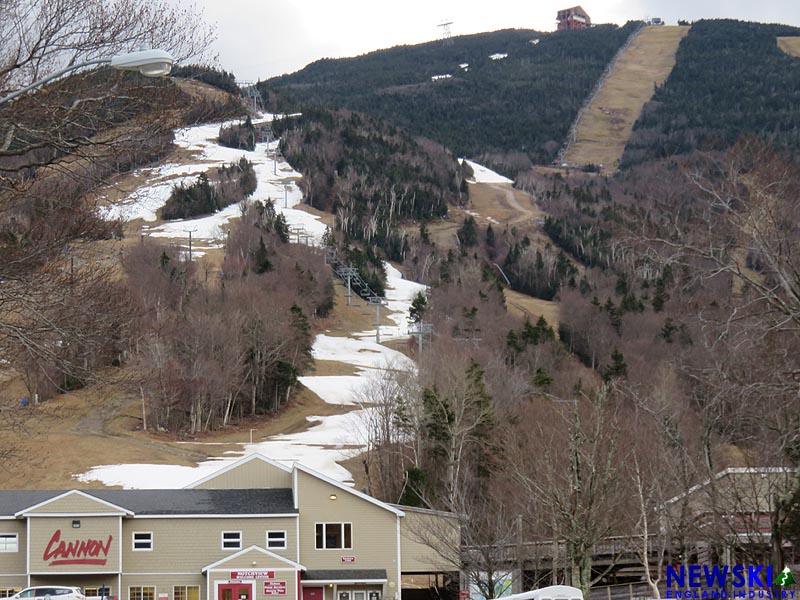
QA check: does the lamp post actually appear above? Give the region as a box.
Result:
[0,49,175,105]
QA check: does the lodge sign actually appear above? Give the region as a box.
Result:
[43,529,113,566]
[230,571,275,580]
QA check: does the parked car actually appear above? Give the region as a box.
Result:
[11,587,86,600]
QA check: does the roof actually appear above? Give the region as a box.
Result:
[0,488,297,517]
[293,463,404,517]
[302,570,387,581]
[184,454,291,489]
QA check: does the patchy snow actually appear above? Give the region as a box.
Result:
[462,159,514,184]
[489,53,509,60]
[102,113,323,246]
[77,113,429,489]
[77,265,422,488]
[431,74,452,81]
[530,39,540,45]
[459,63,469,69]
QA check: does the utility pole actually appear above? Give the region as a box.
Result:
[368,296,388,343]
[284,183,291,208]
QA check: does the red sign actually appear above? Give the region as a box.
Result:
[230,571,275,580]
[459,591,470,600]
[263,582,286,596]
[43,529,113,566]
[341,556,356,563]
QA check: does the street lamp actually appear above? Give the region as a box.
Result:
[0,49,175,105]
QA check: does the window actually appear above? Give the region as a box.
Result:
[266,530,286,550]
[315,523,352,549]
[174,587,200,600]
[133,532,153,551]
[0,590,20,599]
[338,594,350,600]
[221,531,242,550]
[129,588,155,600]
[85,587,113,599]
[0,534,18,553]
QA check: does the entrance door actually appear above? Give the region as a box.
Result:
[303,588,324,600]
[218,584,252,600]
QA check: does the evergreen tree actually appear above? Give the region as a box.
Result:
[603,347,628,381]
[458,216,479,248]
[408,291,428,324]
[252,236,273,274]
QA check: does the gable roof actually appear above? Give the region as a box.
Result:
[203,545,305,572]
[184,454,292,489]
[0,489,297,518]
[15,489,133,517]
[293,463,404,517]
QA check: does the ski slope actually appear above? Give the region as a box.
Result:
[78,115,425,488]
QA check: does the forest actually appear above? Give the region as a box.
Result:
[355,140,800,595]
[622,19,800,166]
[262,23,642,172]
[272,107,466,262]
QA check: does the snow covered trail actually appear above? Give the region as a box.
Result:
[77,115,426,489]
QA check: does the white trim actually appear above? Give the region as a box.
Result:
[28,571,122,576]
[0,574,27,577]
[122,573,202,576]
[184,454,291,489]
[207,568,299,573]
[266,530,287,550]
[202,545,305,572]
[128,585,156,600]
[15,490,134,517]
[22,512,128,517]
[0,533,19,553]
[313,522,352,550]
[133,514,298,519]
[25,519,29,587]
[295,519,299,565]
[300,581,387,586]
[664,467,795,505]
[395,515,401,594]
[293,465,404,517]
[292,469,298,511]
[388,505,458,519]
[221,530,243,551]
[174,584,201,600]
[132,531,154,552]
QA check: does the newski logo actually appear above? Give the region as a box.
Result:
[666,565,797,599]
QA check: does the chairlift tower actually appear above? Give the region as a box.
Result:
[409,322,433,357]
[337,266,358,305]
[369,296,389,343]
[238,81,264,113]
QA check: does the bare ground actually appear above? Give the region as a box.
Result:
[564,26,689,171]
[778,37,800,57]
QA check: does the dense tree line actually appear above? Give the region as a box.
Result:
[622,19,800,166]
[261,23,642,174]
[171,64,240,95]
[219,116,257,151]
[126,200,333,434]
[161,157,257,220]
[272,108,465,261]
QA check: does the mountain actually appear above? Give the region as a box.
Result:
[622,19,800,166]
[261,23,642,170]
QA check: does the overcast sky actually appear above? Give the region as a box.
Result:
[196,1,800,81]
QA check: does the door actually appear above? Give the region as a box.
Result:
[218,584,252,600]
[303,588,323,600]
